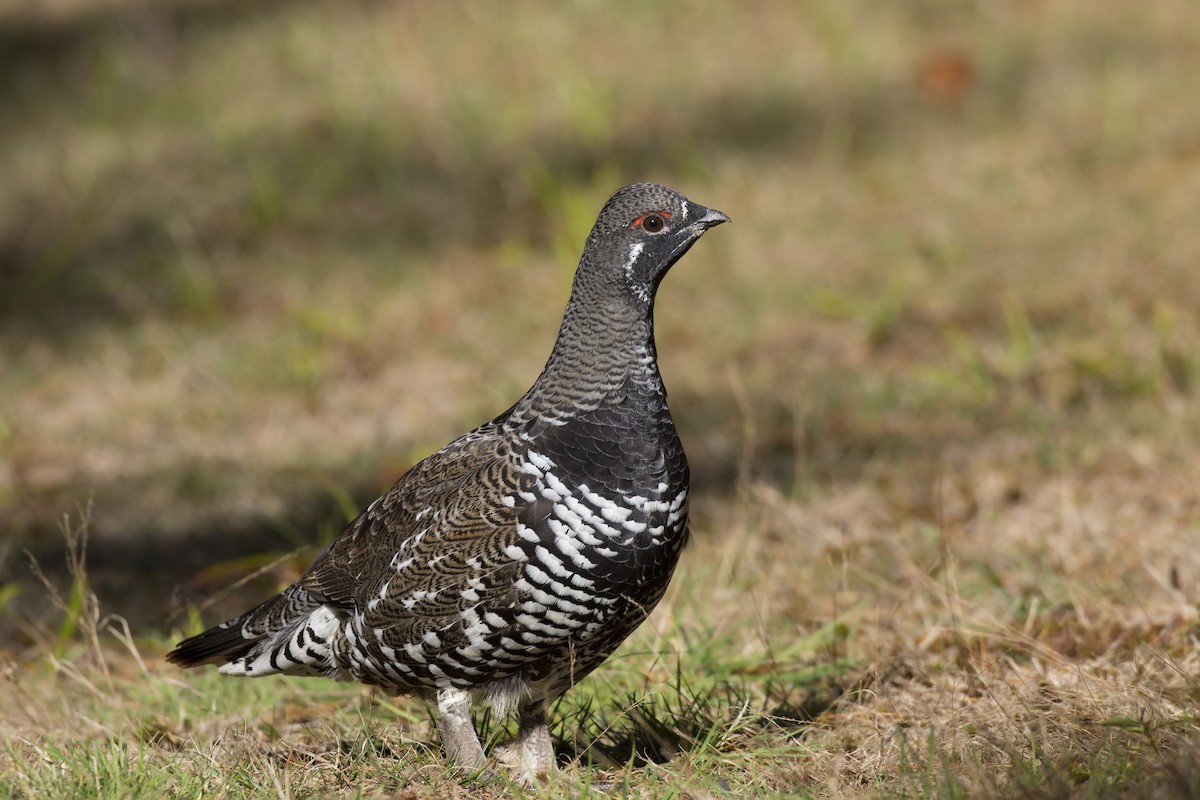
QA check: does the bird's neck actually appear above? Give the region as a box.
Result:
[512,274,661,426]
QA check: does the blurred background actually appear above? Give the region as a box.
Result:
[1,0,1197,660]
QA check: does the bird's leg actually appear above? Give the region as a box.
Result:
[436,688,486,771]
[496,699,554,784]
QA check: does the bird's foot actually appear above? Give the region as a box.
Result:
[436,688,487,772]
[494,711,554,785]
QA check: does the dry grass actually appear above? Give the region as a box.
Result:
[3,0,1200,796]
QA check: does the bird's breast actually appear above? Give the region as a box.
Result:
[512,395,689,594]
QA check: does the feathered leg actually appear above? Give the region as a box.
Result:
[437,688,486,771]
[496,699,554,783]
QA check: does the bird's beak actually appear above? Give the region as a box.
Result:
[666,205,730,266]
[696,207,731,229]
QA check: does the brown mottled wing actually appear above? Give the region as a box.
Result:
[299,423,531,665]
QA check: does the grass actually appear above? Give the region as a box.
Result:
[3,511,853,798]
[3,0,1200,796]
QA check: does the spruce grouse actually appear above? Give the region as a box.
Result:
[168,182,729,780]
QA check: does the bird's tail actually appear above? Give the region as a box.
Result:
[166,614,259,668]
[167,587,343,678]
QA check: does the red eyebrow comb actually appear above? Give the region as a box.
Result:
[629,211,672,228]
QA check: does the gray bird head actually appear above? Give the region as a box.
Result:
[581,182,730,306]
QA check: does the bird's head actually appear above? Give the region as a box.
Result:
[581,182,730,306]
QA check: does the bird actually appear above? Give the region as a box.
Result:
[167,182,729,782]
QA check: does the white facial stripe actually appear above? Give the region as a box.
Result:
[626,241,645,275]
[626,241,651,302]
[678,200,689,221]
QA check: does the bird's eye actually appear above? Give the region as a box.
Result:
[639,213,667,234]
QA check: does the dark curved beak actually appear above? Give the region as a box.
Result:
[694,207,731,230]
[666,204,730,267]
[696,206,729,231]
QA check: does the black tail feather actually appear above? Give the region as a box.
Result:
[168,586,320,668]
[167,619,258,668]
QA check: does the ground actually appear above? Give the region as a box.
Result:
[1,1,1199,797]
